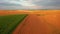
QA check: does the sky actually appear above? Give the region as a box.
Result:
[0,0,60,10]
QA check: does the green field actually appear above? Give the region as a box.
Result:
[0,14,27,34]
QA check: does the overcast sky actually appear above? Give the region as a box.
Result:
[0,0,60,10]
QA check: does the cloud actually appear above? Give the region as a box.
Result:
[32,0,60,9]
[0,0,60,9]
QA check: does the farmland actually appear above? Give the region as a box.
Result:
[0,14,27,34]
[0,10,60,34]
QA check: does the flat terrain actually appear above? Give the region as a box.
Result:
[0,10,60,15]
[13,14,60,34]
[0,14,27,34]
[0,10,60,34]
[13,14,52,34]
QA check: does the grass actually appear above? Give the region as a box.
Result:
[0,14,27,34]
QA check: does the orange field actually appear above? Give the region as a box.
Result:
[0,10,60,15]
[0,10,60,34]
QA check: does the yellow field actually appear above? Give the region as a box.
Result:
[0,10,60,15]
[0,10,60,34]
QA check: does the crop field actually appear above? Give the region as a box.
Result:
[0,14,27,34]
[0,10,60,34]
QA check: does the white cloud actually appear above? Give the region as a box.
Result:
[6,0,37,6]
[0,0,60,9]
